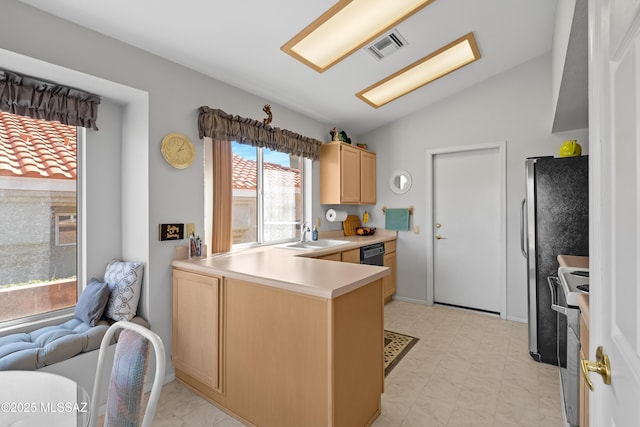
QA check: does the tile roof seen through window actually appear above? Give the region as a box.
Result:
[0,111,76,180]
[232,154,300,190]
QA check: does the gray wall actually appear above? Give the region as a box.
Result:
[360,53,588,322]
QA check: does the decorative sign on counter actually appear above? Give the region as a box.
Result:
[159,223,184,241]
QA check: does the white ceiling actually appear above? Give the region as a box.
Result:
[18,0,557,136]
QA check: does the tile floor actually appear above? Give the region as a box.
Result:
[130,300,564,426]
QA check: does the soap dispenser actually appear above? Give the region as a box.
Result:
[312,225,318,241]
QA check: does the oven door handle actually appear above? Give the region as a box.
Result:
[547,276,568,315]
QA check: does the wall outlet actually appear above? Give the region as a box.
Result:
[316,217,321,228]
[187,223,195,236]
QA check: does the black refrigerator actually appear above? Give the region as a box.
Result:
[521,156,588,364]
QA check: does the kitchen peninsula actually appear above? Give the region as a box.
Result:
[171,236,392,427]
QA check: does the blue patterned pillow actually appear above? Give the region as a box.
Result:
[104,260,144,321]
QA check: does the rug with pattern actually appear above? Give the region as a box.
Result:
[384,330,419,376]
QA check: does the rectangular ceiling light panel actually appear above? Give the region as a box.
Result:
[281,0,435,73]
[356,33,481,108]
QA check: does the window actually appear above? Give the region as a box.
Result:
[0,111,80,325]
[231,141,304,246]
[55,213,77,246]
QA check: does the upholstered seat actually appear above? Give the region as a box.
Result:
[0,317,149,371]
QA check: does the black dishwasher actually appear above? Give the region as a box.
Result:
[360,242,385,266]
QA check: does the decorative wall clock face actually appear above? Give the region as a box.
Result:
[161,133,195,169]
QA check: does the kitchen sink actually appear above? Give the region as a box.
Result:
[280,239,350,250]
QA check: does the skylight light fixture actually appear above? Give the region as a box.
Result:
[281,0,435,73]
[356,33,481,108]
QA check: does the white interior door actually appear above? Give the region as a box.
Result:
[589,0,640,424]
[429,143,505,315]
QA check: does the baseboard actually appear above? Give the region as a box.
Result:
[506,315,527,323]
[391,296,428,305]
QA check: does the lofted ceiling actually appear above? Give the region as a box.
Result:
[17,0,557,136]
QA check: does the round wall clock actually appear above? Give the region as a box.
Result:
[161,133,195,169]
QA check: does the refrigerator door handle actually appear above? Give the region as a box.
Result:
[520,198,528,258]
[547,276,568,315]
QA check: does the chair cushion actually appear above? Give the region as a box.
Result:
[74,278,110,326]
[104,329,150,426]
[104,260,144,321]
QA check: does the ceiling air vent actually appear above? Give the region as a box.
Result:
[365,29,408,61]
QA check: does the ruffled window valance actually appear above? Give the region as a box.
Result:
[198,106,322,160]
[0,69,101,130]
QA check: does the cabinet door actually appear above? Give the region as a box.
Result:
[316,252,341,261]
[340,145,361,203]
[172,269,222,392]
[360,151,376,204]
[341,248,361,264]
[383,252,396,302]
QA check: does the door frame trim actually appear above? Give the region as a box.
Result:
[426,141,507,319]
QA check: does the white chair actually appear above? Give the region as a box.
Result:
[89,321,166,427]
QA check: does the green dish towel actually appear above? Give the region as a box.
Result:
[385,208,410,231]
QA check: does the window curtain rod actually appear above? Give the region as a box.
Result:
[198,106,322,160]
[0,69,101,130]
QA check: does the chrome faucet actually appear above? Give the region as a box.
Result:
[300,221,311,242]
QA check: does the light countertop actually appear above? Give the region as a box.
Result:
[557,255,589,269]
[171,230,396,299]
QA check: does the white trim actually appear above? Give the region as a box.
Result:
[425,141,507,319]
[0,176,76,192]
[506,315,528,324]
[392,296,428,305]
[78,127,87,289]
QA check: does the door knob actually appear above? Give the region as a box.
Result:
[581,346,611,391]
[435,234,447,240]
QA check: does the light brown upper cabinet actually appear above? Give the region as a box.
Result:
[320,142,376,205]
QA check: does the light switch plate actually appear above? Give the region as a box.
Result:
[187,223,195,236]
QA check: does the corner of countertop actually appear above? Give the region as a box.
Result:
[557,255,589,269]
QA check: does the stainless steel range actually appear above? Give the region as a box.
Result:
[548,267,589,427]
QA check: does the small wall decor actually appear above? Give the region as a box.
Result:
[389,169,413,194]
[161,133,195,169]
[159,223,184,241]
[263,104,272,125]
[329,128,351,144]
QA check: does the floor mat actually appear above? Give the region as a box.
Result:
[384,330,419,376]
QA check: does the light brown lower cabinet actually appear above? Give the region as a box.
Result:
[579,298,590,427]
[382,240,396,303]
[172,268,384,427]
[316,252,342,261]
[341,247,360,263]
[172,269,224,393]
